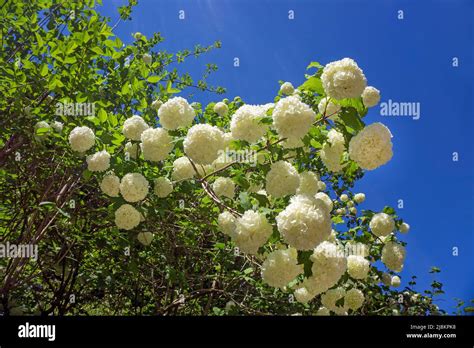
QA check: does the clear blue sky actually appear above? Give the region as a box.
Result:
[100,0,473,313]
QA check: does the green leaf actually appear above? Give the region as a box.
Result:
[97,109,107,123]
[306,61,323,70]
[338,107,364,133]
[40,64,48,76]
[147,75,161,83]
[299,76,324,95]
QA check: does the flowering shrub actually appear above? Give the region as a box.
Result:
[0,0,451,316]
[63,50,430,315]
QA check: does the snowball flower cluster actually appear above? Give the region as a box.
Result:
[230,104,269,143]
[361,86,381,107]
[261,247,303,288]
[345,288,364,311]
[276,195,332,250]
[137,232,154,246]
[279,82,295,95]
[232,211,272,254]
[321,58,367,100]
[309,242,347,292]
[154,177,173,198]
[320,129,346,172]
[381,241,406,272]
[272,95,316,143]
[217,211,236,237]
[391,275,401,287]
[142,53,152,65]
[321,287,347,315]
[296,171,320,196]
[140,128,173,162]
[100,173,120,197]
[348,122,393,170]
[314,192,333,212]
[119,173,149,202]
[122,115,149,141]
[318,97,341,120]
[86,150,110,172]
[399,222,410,233]
[184,124,224,165]
[124,142,138,159]
[353,193,365,203]
[115,204,141,230]
[172,157,195,181]
[212,177,235,199]
[370,212,395,237]
[68,126,95,152]
[347,255,370,280]
[158,97,195,130]
[265,161,300,198]
[213,102,228,117]
[52,121,63,133]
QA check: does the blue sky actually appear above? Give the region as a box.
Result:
[100,0,473,313]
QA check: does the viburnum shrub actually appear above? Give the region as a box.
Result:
[66,52,425,315]
[1,0,453,316]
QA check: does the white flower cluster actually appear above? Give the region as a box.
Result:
[399,222,410,234]
[276,195,331,250]
[272,95,316,144]
[217,211,236,237]
[137,231,154,246]
[321,287,347,315]
[232,211,272,254]
[353,193,365,203]
[69,126,95,152]
[122,115,149,141]
[115,204,141,230]
[184,124,224,165]
[318,97,341,120]
[230,104,269,143]
[140,128,173,162]
[347,255,370,280]
[124,142,138,159]
[296,171,320,196]
[158,97,195,130]
[154,177,173,198]
[119,173,149,202]
[315,192,333,212]
[212,177,235,199]
[361,86,381,107]
[370,212,395,237]
[348,122,393,170]
[100,173,120,197]
[86,150,111,172]
[213,102,229,117]
[261,247,303,288]
[172,157,195,181]
[295,242,347,303]
[320,129,346,172]
[344,288,365,311]
[381,241,406,272]
[279,82,295,95]
[265,161,300,198]
[321,58,367,100]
